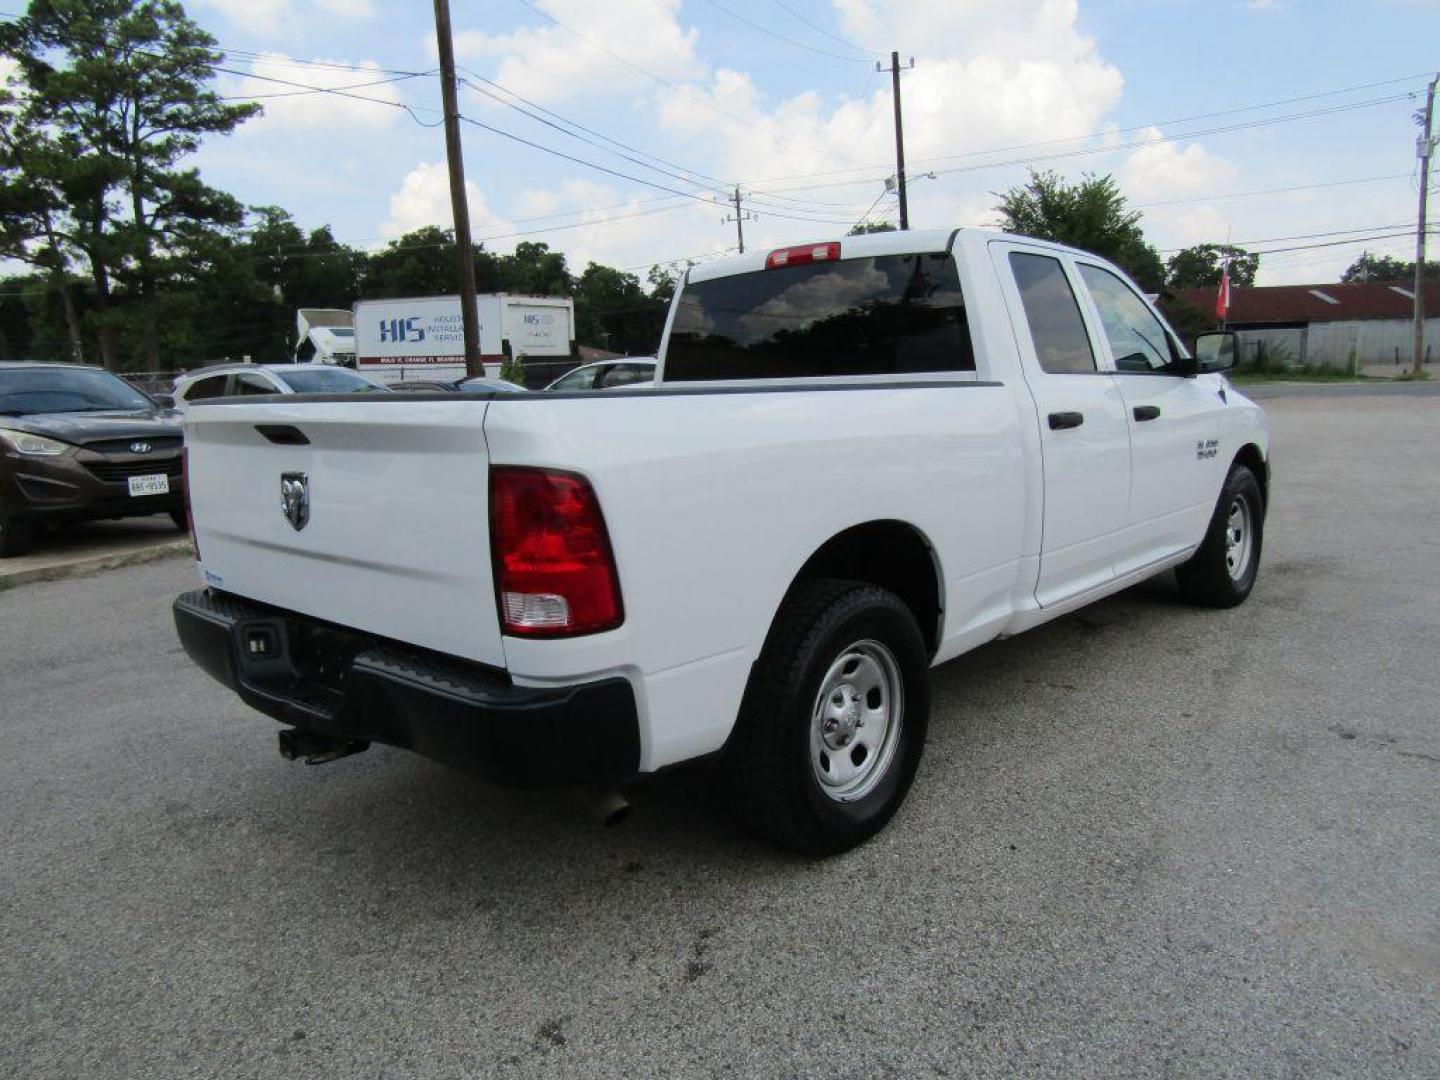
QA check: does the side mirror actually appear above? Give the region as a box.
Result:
[1194,331,1237,373]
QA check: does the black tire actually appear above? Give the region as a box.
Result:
[0,499,34,557]
[1176,463,1264,608]
[723,578,931,855]
[169,508,188,531]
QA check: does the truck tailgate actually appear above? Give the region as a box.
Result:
[185,397,505,667]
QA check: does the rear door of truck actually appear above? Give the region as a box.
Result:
[184,395,506,667]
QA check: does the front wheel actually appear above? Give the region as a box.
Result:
[1176,462,1265,608]
[724,578,931,855]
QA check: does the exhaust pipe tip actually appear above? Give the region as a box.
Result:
[576,786,631,827]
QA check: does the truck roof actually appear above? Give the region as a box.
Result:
[684,227,1099,284]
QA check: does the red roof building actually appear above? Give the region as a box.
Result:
[1173,281,1439,371]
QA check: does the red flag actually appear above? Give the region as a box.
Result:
[1215,265,1231,321]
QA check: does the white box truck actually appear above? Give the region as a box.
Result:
[293,308,356,366]
[352,294,577,387]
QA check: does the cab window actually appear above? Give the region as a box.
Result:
[1076,264,1175,373]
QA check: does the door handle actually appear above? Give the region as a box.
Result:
[1048,411,1084,430]
[1132,405,1161,422]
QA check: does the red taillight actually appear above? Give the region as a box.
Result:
[766,241,841,270]
[182,442,199,561]
[489,466,623,638]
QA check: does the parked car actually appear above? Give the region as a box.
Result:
[171,363,387,411]
[174,229,1265,853]
[0,362,185,556]
[545,358,656,390]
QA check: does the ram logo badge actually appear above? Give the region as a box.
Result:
[280,472,310,532]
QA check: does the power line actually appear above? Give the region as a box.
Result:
[458,68,873,216]
[698,0,870,63]
[454,112,856,225]
[218,69,431,101]
[509,0,875,168]
[1158,223,1415,253]
[770,0,877,58]
[850,187,893,233]
[1136,173,1412,208]
[747,91,1420,195]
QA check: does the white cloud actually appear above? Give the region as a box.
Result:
[649,0,1127,238]
[1120,128,1239,204]
[219,53,409,132]
[201,0,374,30]
[201,0,293,32]
[318,0,375,16]
[453,0,702,105]
[381,161,513,238]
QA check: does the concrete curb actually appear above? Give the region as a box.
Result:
[0,538,192,591]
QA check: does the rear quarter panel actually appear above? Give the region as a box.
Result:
[484,385,1027,769]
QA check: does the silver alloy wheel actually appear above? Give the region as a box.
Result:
[1225,493,1254,581]
[809,638,904,802]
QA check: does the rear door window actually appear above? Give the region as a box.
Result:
[182,375,229,401]
[232,372,279,395]
[597,363,652,388]
[666,252,975,380]
[1008,253,1097,375]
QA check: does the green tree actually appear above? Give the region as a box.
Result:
[0,55,88,360]
[498,241,573,296]
[1,0,259,369]
[995,169,1165,291]
[1342,251,1440,284]
[848,220,897,235]
[646,264,679,304]
[573,262,665,354]
[1165,244,1258,290]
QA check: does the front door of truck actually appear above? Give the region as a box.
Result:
[992,243,1132,608]
[1072,260,1224,574]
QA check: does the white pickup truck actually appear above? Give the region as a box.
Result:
[174,228,1268,853]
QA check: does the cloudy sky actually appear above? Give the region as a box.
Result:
[190,0,1439,286]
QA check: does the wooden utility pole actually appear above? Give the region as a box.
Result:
[879,52,914,230]
[722,186,753,253]
[1413,74,1437,377]
[433,0,482,377]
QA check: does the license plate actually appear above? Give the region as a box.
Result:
[128,474,170,497]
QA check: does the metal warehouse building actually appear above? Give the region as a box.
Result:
[1177,281,1440,373]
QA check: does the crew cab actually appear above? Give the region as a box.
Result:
[173,229,1268,854]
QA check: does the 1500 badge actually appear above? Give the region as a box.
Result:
[1196,438,1219,460]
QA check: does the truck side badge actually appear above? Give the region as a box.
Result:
[281,472,310,531]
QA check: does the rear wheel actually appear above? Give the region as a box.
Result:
[169,508,187,531]
[0,499,34,557]
[1176,463,1264,608]
[724,578,930,855]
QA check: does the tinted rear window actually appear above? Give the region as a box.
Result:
[665,253,975,381]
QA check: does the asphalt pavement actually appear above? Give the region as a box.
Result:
[2,391,1438,1078]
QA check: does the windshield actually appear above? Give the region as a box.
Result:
[275,368,386,394]
[0,366,154,415]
